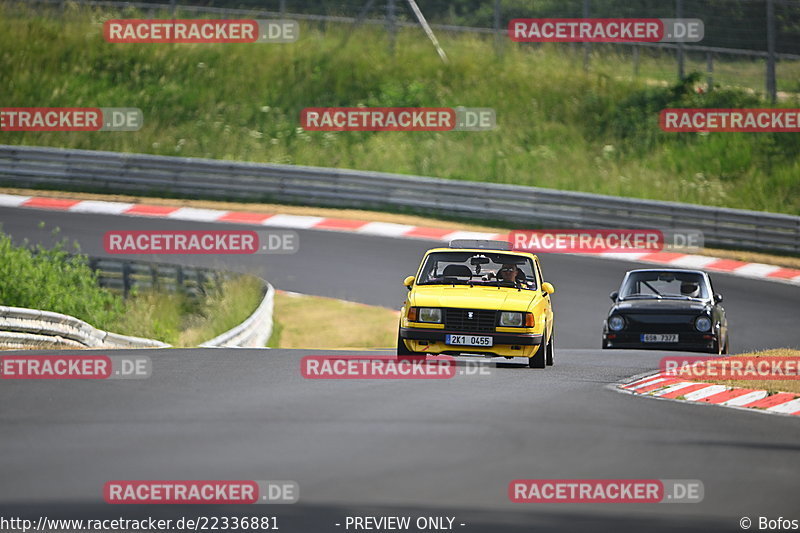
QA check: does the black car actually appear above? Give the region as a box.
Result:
[602,269,728,354]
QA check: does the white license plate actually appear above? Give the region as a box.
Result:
[641,333,679,343]
[445,334,493,347]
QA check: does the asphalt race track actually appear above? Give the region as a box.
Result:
[1,205,799,533]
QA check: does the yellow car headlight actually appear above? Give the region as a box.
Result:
[499,311,524,327]
[418,307,442,323]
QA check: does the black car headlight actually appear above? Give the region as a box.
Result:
[608,315,625,331]
[695,316,712,332]
[418,307,442,323]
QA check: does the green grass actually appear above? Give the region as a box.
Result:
[1,3,799,214]
[108,275,265,347]
[270,291,397,349]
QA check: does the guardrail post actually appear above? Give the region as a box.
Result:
[122,261,132,298]
[706,52,713,91]
[151,264,158,291]
[176,265,185,294]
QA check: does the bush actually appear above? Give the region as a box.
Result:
[0,230,124,329]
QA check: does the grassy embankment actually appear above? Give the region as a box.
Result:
[0,3,798,216]
[268,291,397,349]
[676,348,800,396]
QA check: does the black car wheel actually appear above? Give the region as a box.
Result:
[710,337,725,355]
[546,333,554,366]
[528,331,547,369]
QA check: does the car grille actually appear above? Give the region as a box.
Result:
[624,313,696,333]
[444,308,497,332]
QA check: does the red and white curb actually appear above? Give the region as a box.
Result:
[2,192,800,286]
[619,372,800,417]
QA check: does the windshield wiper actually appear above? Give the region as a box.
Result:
[621,294,662,300]
[642,281,663,296]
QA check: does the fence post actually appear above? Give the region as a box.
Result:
[494,0,501,55]
[706,52,713,91]
[633,45,639,77]
[766,0,777,102]
[280,0,286,15]
[582,0,590,72]
[676,0,685,79]
[387,0,396,56]
[169,0,176,15]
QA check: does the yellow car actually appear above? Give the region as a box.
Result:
[398,240,555,368]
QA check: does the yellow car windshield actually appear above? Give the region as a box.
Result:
[417,251,537,290]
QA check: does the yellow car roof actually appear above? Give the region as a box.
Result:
[424,247,538,260]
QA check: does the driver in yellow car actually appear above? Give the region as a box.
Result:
[497,264,519,283]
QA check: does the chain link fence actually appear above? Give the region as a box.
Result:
[23,0,800,100]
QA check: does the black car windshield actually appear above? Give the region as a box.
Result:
[619,271,709,300]
[417,251,537,290]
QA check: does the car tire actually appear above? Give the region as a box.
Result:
[602,339,609,349]
[722,336,729,355]
[545,333,554,366]
[528,333,546,369]
[397,329,414,356]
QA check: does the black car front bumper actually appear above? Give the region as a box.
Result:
[604,332,717,351]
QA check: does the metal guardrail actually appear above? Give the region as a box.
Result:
[0,277,274,350]
[1,145,798,254]
[88,257,223,298]
[200,282,274,348]
[0,305,170,349]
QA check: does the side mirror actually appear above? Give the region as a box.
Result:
[403,276,415,290]
[610,291,619,302]
[714,293,723,303]
[542,282,555,295]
